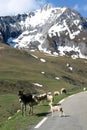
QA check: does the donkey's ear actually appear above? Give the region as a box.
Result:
[18,90,23,95]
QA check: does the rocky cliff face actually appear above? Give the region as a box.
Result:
[0,13,35,42]
[0,5,87,59]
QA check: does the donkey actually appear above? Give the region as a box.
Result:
[18,91,38,116]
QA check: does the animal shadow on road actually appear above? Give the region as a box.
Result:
[48,112,70,118]
[36,112,49,117]
[61,115,70,118]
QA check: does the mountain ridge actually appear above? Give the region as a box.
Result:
[0,5,87,59]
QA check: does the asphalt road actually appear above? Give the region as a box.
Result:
[31,91,87,130]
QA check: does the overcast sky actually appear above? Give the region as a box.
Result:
[0,0,87,17]
[0,0,47,16]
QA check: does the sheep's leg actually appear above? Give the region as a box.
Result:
[59,111,63,117]
[62,111,65,116]
[61,108,65,117]
[59,108,64,117]
[51,110,53,117]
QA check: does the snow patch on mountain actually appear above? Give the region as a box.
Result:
[40,58,46,62]
[30,54,38,59]
[41,71,45,74]
[49,19,81,39]
[55,77,60,80]
[33,83,43,87]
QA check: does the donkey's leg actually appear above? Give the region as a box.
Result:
[31,105,33,115]
[24,104,26,116]
[28,102,31,115]
[21,103,24,116]
[29,104,33,115]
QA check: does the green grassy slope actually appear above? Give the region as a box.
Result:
[0,42,87,93]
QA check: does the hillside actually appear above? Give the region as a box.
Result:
[0,42,87,94]
[0,42,87,130]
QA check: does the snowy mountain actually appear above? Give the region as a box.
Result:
[0,4,87,59]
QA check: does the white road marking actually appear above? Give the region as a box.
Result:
[34,117,48,129]
[59,94,75,104]
[59,99,65,103]
[69,95,74,98]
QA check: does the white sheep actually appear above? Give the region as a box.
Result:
[54,91,60,96]
[61,88,67,94]
[83,87,86,91]
[49,102,65,117]
[47,91,52,95]
[47,94,54,103]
